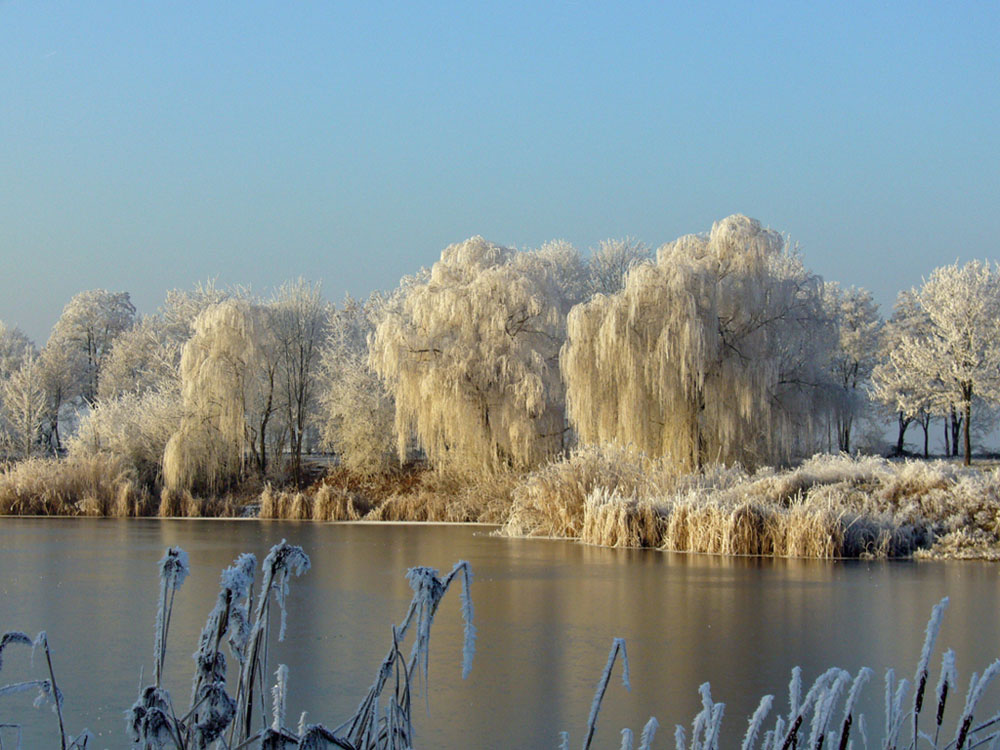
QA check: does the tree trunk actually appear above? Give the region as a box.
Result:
[963,387,973,466]
[943,417,950,456]
[837,413,852,453]
[895,412,911,455]
[951,408,961,457]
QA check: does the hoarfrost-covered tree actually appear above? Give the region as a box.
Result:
[316,294,397,476]
[163,300,259,492]
[49,289,136,403]
[100,282,231,400]
[37,340,86,452]
[271,278,329,485]
[98,317,181,400]
[0,321,34,380]
[871,290,929,455]
[562,215,836,471]
[822,283,881,452]
[371,237,583,472]
[875,261,1000,466]
[586,237,652,296]
[159,280,230,343]
[1,353,48,459]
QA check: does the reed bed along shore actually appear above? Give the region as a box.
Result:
[2,448,1000,559]
[503,447,1000,560]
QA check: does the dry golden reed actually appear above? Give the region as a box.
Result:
[0,454,150,516]
[504,450,1000,559]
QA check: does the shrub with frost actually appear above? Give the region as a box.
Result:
[69,387,181,488]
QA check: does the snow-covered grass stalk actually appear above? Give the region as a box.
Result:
[914,597,949,746]
[153,547,190,689]
[229,540,310,746]
[332,559,476,750]
[125,543,478,749]
[0,631,91,749]
[572,597,999,750]
[579,638,631,750]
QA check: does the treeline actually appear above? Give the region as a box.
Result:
[1,214,999,502]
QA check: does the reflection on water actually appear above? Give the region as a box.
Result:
[1,518,998,748]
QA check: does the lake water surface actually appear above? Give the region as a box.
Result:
[1,518,999,749]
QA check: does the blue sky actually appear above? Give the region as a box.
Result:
[1,1,998,343]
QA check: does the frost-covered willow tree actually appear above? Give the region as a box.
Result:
[371,237,583,473]
[562,215,835,471]
[822,283,881,452]
[163,299,261,492]
[875,261,1000,466]
[316,293,397,476]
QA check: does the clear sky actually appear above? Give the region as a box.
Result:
[1,1,998,344]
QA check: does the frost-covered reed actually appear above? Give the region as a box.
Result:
[565,597,999,750]
[1,541,475,749]
[0,631,91,749]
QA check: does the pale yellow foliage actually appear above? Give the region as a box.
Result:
[371,237,577,473]
[562,215,834,471]
[163,300,258,492]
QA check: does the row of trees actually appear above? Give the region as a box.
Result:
[1,215,997,492]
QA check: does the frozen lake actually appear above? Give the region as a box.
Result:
[1,518,999,748]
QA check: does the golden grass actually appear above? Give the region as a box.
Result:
[6,447,999,559]
[502,444,669,538]
[0,454,153,517]
[313,485,369,521]
[503,449,1000,558]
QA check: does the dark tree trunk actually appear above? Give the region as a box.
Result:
[895,411,912,455]
[944,417,950,456]
[837,414,852,454]
[963,386,973,466]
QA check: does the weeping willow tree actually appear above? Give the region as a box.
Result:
[163,300,259,492]
[371,237,582,473]
[562,215,835,471]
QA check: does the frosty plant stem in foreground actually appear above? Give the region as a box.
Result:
[3,554,998,749]
[122,541,475,749]
[562,596,999,750]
